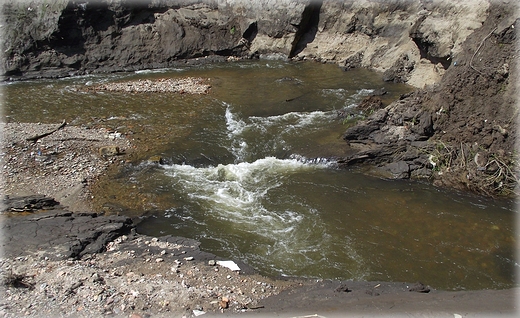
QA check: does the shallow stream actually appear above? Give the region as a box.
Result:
[3,60,517,290]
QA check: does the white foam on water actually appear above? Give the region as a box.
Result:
[321,88,349,98]
[161,157,365,277]
[134,67,185,74]
[162,157,321,234]
[224,104,247,136]
[356,88,375,96]
[224,104,337,161]
[224,104,249,161]
[249,110,335,130]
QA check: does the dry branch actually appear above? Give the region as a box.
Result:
[26,120,67,142]
[469,27,497,75]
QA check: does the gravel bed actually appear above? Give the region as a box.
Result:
[85,78,211,94]
[0,234,296,318]
[1,122,131,211]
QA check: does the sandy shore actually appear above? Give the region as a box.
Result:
[1,121,518,318]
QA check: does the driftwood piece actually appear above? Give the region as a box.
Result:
[25,120,67,142]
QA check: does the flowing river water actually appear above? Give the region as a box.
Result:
[3,60,517,290]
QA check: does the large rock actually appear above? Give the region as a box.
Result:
[1,210,134,260]
[382,161,410,179]
[2,195,61,212]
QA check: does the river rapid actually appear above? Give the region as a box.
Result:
[3,60,517,291]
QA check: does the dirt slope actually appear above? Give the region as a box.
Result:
[341,1,519,196]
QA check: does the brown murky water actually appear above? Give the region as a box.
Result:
[3,60,517,290]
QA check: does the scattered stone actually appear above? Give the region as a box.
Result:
[409,282,431,293]
[219,297,229,309]
[208,260,216,266]
[382,161,411,179]
[334,284,352,293]
[98,145,122,157]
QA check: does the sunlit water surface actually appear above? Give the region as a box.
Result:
[3,60,517,290]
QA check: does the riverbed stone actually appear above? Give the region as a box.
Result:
[148,155,164,164]
[99,146,122,157]
[382,161,410,179]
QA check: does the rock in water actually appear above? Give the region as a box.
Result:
[409,282,431,293]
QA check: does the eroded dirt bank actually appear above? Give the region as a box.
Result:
[0,0,504,89]
[339,2,519,196]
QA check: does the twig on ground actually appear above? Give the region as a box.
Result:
[469,27,497,75]
[26,120,67,142]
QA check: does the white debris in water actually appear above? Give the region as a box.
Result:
[216,260,241,271]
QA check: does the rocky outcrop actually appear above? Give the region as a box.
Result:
[339,6,519,196]
[1,209,133,260]
[0,0,494,88]
[2,195,61,212]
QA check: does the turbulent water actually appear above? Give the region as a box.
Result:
[3,60,517,290]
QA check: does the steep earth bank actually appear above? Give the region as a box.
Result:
[340,2,519,196]
[1,0,518,196]
[0,0,500,89]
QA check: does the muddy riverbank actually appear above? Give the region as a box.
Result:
[2,205,518,318]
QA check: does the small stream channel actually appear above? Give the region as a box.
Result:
[3,60,517,290]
